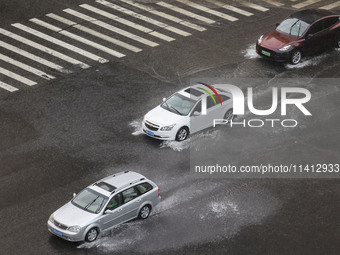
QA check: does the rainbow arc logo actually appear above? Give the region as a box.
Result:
[197,82,223,106]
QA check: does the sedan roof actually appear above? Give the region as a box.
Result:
[291,9,339,24]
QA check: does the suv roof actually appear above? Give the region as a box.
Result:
[89,171,147,196]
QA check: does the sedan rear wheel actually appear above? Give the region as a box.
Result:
[224,109,234,124]
[290,49,302,65]
[175,127,189,141]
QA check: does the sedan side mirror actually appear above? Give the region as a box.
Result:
[191,111,201,117]
[275,23,279,27]
[73,193,76,198]
[162,97,166,102]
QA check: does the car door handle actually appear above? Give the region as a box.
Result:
[136,199,141,203]
[117,208,123,212]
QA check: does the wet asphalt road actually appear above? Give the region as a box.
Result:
[0,1,340,254]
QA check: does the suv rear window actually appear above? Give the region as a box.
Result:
[136,182,153,194]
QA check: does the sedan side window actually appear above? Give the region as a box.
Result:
[106,193,123,211]
[308,21,323,35]
[122,187,139,203]
[191,101,201,115]
[322,17,339,30]
[220,95,230,102]
[207,95,220,108]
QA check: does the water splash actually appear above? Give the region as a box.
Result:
[243,44,259,59]
[129,118,143,136]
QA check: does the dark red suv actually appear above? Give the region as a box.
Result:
[256,9,340,64]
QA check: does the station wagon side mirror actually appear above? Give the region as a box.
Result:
[73,193,76,198]
[105,210,114,215]
[162,97,166,102]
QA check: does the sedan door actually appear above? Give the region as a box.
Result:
[303,20,324,55]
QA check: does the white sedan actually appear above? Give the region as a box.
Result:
[143,84,234,141]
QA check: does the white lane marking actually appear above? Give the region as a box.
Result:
[80,4,174,42]
[29,19,125,58]
[0,53,55,80]
[0,28,90,69]
[62,9,156,48]
[176,0,238,21]
[97,0,190,37]
[12,23,109,63]
[0,66,37,86]
[0,39,70,73]
[234,0,269,12]
[47,13,142,52]
[204,0,253,16]
[319,1,340,10]
[293,0,321,9]
[261,0,284,7]
[156,1,215,24]
[119,0,206,31]
[0,81,18,92]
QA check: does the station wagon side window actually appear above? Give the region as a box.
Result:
[122,187,139,203]
[136,182,153,195]
[106,193,123,211]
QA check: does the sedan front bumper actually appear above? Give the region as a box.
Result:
[256,43,292,62]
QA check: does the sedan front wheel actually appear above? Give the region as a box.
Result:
[175,127,189,141]
[290,49,302,65]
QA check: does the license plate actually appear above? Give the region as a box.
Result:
[53,228,63,236]
[261,50,271,57]
[146,130,154,136]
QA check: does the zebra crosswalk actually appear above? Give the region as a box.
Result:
[0,0,339,92]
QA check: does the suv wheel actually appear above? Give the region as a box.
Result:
[175,127,189,141]
[139,205,151,219]
[85,228,98,242]
[290,49,302,65]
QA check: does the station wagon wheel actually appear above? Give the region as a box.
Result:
[224,109,234,124]
[175,127,189,141]
[139,205,151,219]
[85,228,98,242]
[290,49,302,65]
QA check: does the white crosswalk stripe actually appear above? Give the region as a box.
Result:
[12,23,110,63]
[0,39,70,73]
[0,53,55,80]
[156,2,216,24]
[80,4,175,42]
[46,13,143,52]
[0,66,37,86]
[293,0,322,9]
[261,0,284,7]
[0,28,89,69]
[175,0,238,22]
[61,9,157,48]
[234,0,269,12]
[319,1,340,10]
[96,0,191,37]
[29,19,125,58]
[0,81,18,92]
[119,0,206,31]
[204,0,253,16]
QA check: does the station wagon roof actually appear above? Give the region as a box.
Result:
[99,171,145,190]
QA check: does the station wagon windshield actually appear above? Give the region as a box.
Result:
[161,93,196,116]
[276,18,309,37]
[72,188,108,214]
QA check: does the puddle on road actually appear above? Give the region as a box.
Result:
[243,44,260,59]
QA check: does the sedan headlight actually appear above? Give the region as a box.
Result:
[160,124,175,131]
[258,35,263,44]
[67,225,81,233]
[49,214,54,224]
[279,45,292,51]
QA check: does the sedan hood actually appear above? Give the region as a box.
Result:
[261,30,296,49]
[54,202,98,227]
[145,105,187,126]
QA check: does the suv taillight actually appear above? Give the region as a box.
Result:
[158,187,160,197]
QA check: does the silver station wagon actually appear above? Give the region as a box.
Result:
[47,171,161,242]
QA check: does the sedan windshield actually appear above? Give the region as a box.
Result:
[276,18,309,37]
[161,93,196,116]
[72,188,108,214]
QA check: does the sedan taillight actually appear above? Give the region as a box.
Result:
[158,187,160,197]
